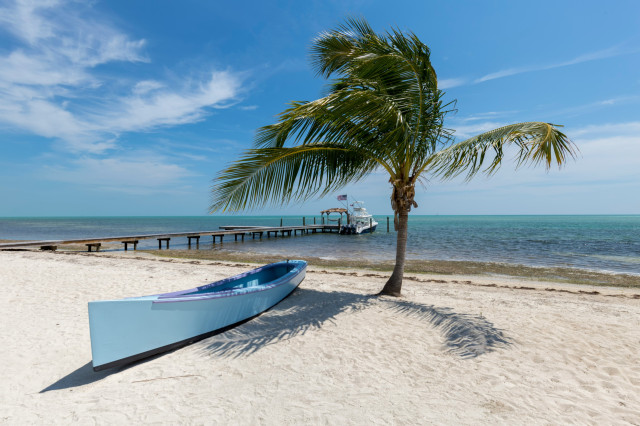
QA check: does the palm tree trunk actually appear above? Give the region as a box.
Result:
[379,210,408,296]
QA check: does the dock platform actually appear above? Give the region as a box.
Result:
[0,224,340,251]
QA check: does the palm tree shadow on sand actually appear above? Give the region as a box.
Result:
[200,287,512,359]
[41,286,512,392]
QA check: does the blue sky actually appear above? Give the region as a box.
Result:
[1,0,639,216]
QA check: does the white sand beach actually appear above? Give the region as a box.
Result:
[1,250,639,424]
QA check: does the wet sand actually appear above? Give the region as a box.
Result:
[148,249,640,288]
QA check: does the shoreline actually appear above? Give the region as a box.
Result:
[146,249,640,288]
[2,238,638,288]
[59,242,640,288]
[48,249,640,299]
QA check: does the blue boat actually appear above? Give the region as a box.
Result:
[88,260,307,371]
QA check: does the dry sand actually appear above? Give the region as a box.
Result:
[1,250,639,424]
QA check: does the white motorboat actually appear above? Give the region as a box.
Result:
[340,201,378,234]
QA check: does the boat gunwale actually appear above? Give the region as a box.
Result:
[153,266,306,303]
[143,260,305,303]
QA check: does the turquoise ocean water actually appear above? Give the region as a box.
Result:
[1,215,639,276]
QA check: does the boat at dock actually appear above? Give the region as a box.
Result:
[88,260,307,371]
[341,201,378,234]
[322,198,378,235]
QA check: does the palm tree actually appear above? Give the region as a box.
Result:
[210,18,577,296]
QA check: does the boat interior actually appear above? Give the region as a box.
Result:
[182,262,300,295]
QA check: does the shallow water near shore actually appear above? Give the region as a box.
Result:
[1,215,639,276]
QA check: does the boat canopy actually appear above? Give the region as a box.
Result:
[320,207,347,215]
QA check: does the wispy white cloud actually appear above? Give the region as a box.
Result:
[132,80,165,96]
[45,154,195,194]
[569,120,640,139]
[0,50,90,87]
[438,44,638,90]
[156,138,245,154]
[239,105,259,111]
[552,95,640,117]
[0,0,58,44]
[455,111,517,122]
[0,97,97,147]
[95,72,241,134]
[438,78,468,89]
[0,0,242,153]
[0,0,148,64]
[449,121,506,139]
[475,45,637,83]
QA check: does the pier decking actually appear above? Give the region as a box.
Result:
[0,224,340,251]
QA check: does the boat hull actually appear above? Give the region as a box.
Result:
[340,223,378,234]
[357,224,377,234]
[89,260,306,371]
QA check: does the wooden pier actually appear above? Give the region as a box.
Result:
[0,224,340,252]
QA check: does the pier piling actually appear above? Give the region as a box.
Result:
[187,235,200,250]
[122,240,138,251]
[158,238,170,250]
[86,243,101,252]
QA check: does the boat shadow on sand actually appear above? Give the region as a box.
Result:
[41,287,511,392]
[40,354,166,393]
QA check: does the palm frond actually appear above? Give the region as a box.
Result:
[210,144,377,212]
[311,17,437,91]
[424,122,578,180]
[310,15,439,146]
[254,89,408,151]
[253,87,412,176]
